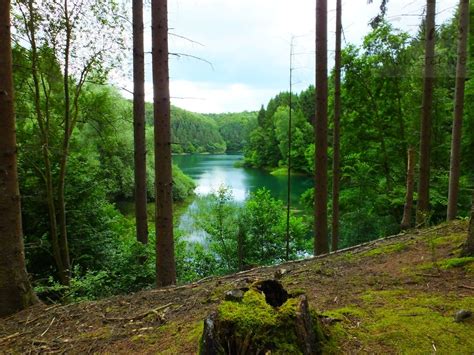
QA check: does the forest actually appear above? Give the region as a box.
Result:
[1,0,473,353]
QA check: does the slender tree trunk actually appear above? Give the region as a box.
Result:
[152,0,176,287]
[56,0,72,285]
[332,0,342,252]
[22,0,66,284]
[237,224,244,271]
[401,148,416,229]
[462,190,474,256]
[286,38,294,261]
[416,0,436,227]
[0,0,38,317]
[314,0,329,255]
[447,0,470,221]
[133,0,148,244]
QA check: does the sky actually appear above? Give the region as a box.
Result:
[118,0,459,114]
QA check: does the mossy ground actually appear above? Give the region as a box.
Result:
[1,221,473,354]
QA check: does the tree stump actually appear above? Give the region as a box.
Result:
[200,280,325,354]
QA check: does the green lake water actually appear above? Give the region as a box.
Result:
[173,154,313,242]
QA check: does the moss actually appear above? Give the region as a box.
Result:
[213,289,323,353]
[360,242,408,258]
[341,290,474,353]
[323,306,366,320]
[218,290,277,335]
[441,257,474,269]
[417,256,474,272]
[429,233,466,248]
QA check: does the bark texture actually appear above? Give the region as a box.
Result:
[315,0,329,255]
[332,0,342,252]
[447,0,470,221]
[133,0,148,244]
[401,148,416,229]
[152,0,176,286]
[416,0,436,227]
[0,0,38,317]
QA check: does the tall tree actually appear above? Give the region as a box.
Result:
[447,0,470,221]
[332,0,342,252]
[462,191,474,256]
[0,0,37,317]
[416,0,436,227]
[314,0,329,255]
[133,0,148,244]
[152,0,176,286]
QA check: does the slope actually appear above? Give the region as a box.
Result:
[0,221,473,353]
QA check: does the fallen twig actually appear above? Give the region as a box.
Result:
[40,317,56,337]
[459,285,474,291]
[104,303,174,322]
[0,332,21,344]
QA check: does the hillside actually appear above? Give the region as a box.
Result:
[1,221,473,353]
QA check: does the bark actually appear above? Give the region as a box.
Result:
[416,0,436,227]
[56,0,72,285]
[401,148,416,229]
[133,0,148,244]
[314,0,329,255]
[447,0,470,221]
[462,191,474,257]
[152,0,176,286]
[0,0,38,317]
[332,0,342,252]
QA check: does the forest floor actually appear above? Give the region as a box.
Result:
[1,221,473,354]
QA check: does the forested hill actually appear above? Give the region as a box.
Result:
[144,104,257,154]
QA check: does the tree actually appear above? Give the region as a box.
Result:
[133,0,148,244]
[462,191,474,256]
[315,0,329,255]
[152,0,176,286]
[416,0,436,227]
[14,0,125,284]
[0,0,37,316]
[332,0,342,252]
[447,0,470,221]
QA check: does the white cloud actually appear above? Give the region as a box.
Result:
[116,0,458,113]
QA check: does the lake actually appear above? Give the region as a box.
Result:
[173,154,313,242]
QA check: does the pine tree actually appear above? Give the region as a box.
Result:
[332,0,342,252]
[0,0,38,316]
[315,0,329,255]
[447,0,470,221]
[133,0,148,244]
[152,0,176,286]
[416,0,436,227]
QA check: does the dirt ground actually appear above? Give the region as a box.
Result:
[1,221,473,354]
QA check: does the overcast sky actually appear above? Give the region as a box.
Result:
[118,0,458,113]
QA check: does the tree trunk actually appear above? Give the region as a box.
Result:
[152,0,176,287]
[332,0,342,252]
[133,0,148,244]
[56,0,73,285]
[23,0,66,284]
[0,0,38,317]
[416,0,436,227]
[314,0,329,255]
[462,191,474,256]
[447,0,470,221]
[401,148,416,229]
[237,224,244,271]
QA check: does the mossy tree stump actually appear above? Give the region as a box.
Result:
[200,280,325,354]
